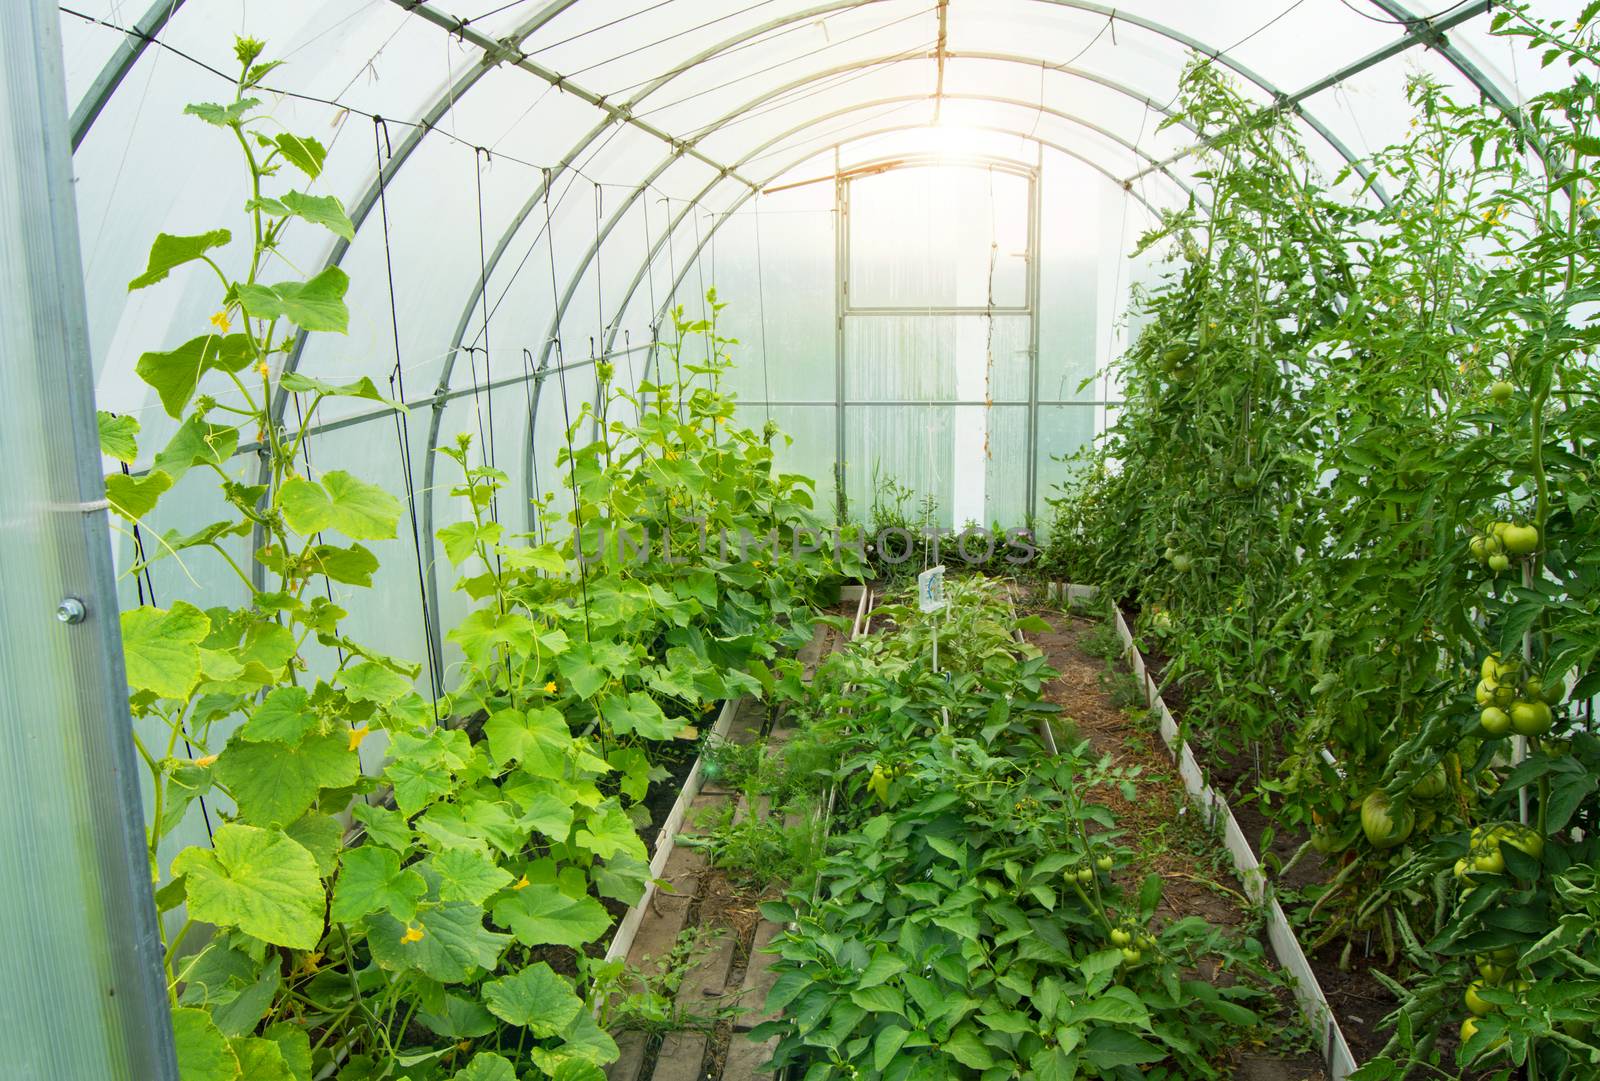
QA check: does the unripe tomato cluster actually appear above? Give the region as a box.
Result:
[1474,653,1561,738]
[1468,520,1539,573]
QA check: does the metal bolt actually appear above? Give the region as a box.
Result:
[56,597,87,624]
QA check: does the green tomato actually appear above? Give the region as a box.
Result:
[1360,791,1414,849]
[1488,552,1511,573]
[1473,847,1506,875]
[1479,707,1512,737]
[1411,763,1448,800]
[1120,948,1142,965]
[1501,523,1539,556]
[1490,380,1515,404]
[1170,553,1193,572]
[1465,981,1495,1016]
[1076,867,1094,884]
[1096,855,1114,872]
[1509,699,1553,737]
[1110,928,1132,947]
[1469,535,1489,562]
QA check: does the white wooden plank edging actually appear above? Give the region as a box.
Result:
[1059,583,1358,1080]
[606,584,870,966]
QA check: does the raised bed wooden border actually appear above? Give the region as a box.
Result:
[604,585,871,967]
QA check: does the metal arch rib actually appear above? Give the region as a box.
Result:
[69,0,186,150]
[412,53,1208,664]
[621,135,1167,514]
[1365,0,1520,117]
[246,0,580,598]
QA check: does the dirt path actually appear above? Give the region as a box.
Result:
[1024,607,1329,1081]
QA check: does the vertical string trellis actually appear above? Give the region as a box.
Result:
[592,183,612,467]
[472,146,503,553]
[522,347,544,545]
[120,452,216,842]
[373,116,443,716]
[754,193,773,427]
[545,171,593,642]
[641,194,660,426]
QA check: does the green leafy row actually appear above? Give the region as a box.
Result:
[1046,5,1600,1075]
[106,38,856,1081]
[756,577,1290,1079]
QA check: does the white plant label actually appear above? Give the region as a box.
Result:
[917,564,946,613]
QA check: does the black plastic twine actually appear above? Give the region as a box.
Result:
[473,147,503,542]
[545,171,592,641]
[120,452,215,842]
[593,185,611,462]
[374,116,443,716]
[521,347,543,545]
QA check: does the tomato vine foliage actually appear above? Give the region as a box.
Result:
[756,578,1296,1079]
[110,39,853,1081]
[1048,4,1600,1075]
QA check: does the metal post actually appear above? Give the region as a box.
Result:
[1024,149,1044,525]
[0,4,178,1080]
[834,149,850,523]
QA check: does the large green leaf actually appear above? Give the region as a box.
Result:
[152,417,239,482]
[338,660,413,704]
[186,99,259,126]
[279,371,402,410]
[492,884,611,948]
[171,1006,239,1081]
[97,411,140,462]
[330,845,426,922]
[238,686,315,744]
[432,847,514,905]
[262,1024,312,1081]
[279,470,400,540]
[575,805,646,862]
[598,691,677,739]
[452,1053,516,1081]
[279,191,353,240]
[106,470,172,522]
[484,706,572,774]
[1081,1027,1165,1069]
[121,602,210,698]
[438,520,503,565]
[129,230,231,290]
[228,1036,295,1081]
[215,730,358,827]
[234,267,350,332]
[172,824,323,949]
[366,902,510,984]
[271,132,326,178]
[482,963,584,1036]
[136,333,254,418]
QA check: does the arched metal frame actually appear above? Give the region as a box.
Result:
[65,0,1533,674]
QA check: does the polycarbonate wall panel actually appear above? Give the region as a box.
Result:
[710,188,837,406]
[844,315,1032,403]
[1034,404,1101,511]
[848,166,1030,308]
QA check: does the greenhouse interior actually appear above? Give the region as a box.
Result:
[5,1,1600,1079]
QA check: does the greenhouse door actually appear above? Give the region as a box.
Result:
[837,158,1038,529]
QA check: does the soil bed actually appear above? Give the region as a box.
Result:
[1024,606,1328,1080]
